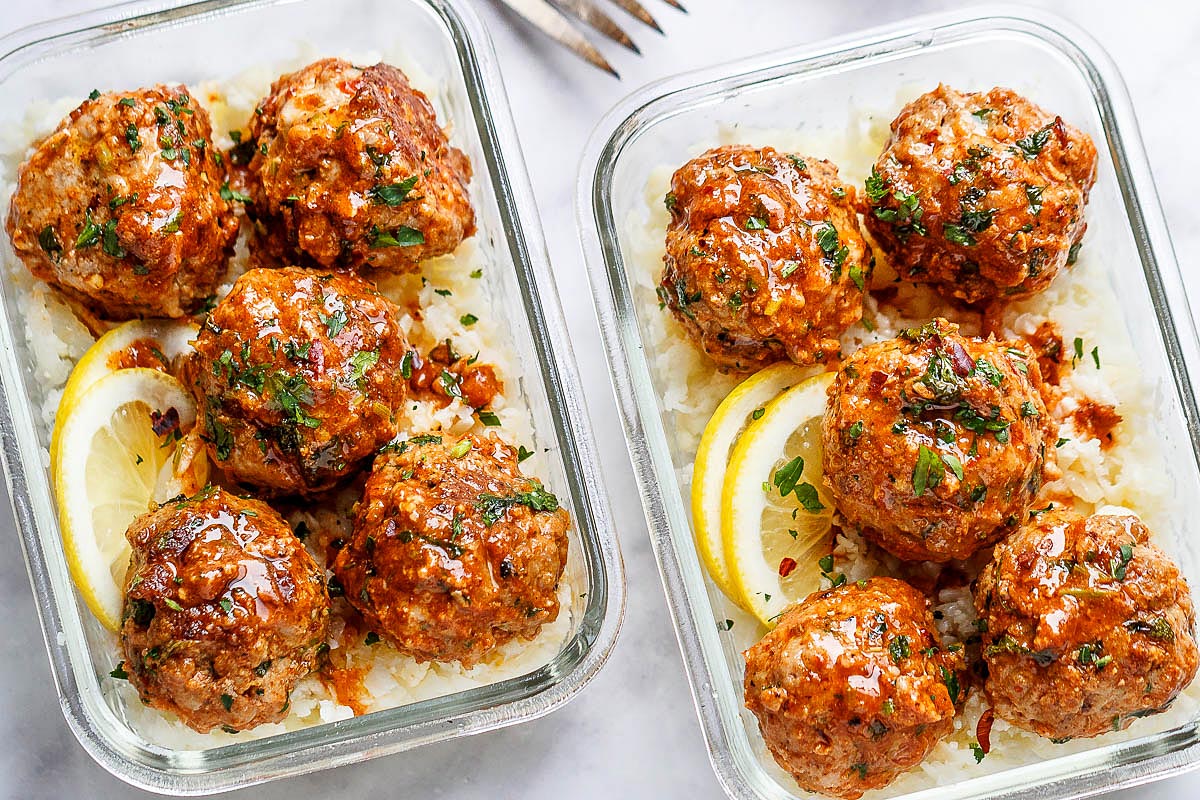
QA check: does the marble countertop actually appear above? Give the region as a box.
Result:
[1,1,1198,798]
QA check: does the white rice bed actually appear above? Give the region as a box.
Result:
[0,61,574,749]
[623,119,1198,798]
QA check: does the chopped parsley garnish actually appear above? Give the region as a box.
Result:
[872,187,927,239]
[347,349,379,387]
[1067,242,1082,265]
[219,597,233,614]
[943,223,976,247]
[162,211,183,234]
[88,89,101,100]
[440,369,463,399]
[118,97,137,108]
[971,108,994,119]
[744,215,768,231]
[101,219,126,258]
[124,123,141,153]
[718,619,734,631]
[972,358,1004,387]
[205,411,234,461]
[815,222,850,274]
[477,482,560,525]
[1111,543,1134,581]
[477,410,502,427]
[219,181,251,203]
[364,631,381,646]
[517,445,534,462]
[888,635,911,663]
[1125,618,1174,641]
[1012,124,1055,159]
[109,662,129,680]
[1091,346,1101,369]
[220,694,234,712]
[849,263,865,291]
[941,666,961,703]
[321,309,348,338]
[399,351,415,379]
[864,167,890,203]
[912,445,945,497]
[971,743,986,763]
[664,192,677,211]
[942,452,964,481]
[460,313,478,327]
[368,175,419,206]
[368,225,425,247]
[1026,184,1045,215]
[37,226,62,260]
[75,211,101,249]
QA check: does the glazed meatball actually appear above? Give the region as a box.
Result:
[661,146,870,372]
[241,58,475,273]
[119,488,329,733]
[6,85,237,319]
[744,578,965,799]
[822,318,1053,562]
[333,433,569,667]
[186,267,409,495]
[977,509,1199,740]
[864,85,1097,303]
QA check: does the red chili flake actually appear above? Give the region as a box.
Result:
[945,340,974,376]
[868,370,888,393]
[150,406,180,439]
[976,708,995,755]
[778,557,797,578]
[1052,116,1069,147]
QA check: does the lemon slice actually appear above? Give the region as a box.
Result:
[724,371,836,626]
[51,319,197,467]
[692,362,809,603]
[51,368,206,631]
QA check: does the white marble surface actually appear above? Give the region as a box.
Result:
[1,1,1199,798]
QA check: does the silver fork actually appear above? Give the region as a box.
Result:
[492,0,686,78]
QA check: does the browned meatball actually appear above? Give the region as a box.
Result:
[822,318,1053,562]
[5,85,237,319]
[864,85,1097,303]
[977,509,1199,741]
[186,267,409,495]
[743,578,965,799]
[661,146,869,372]
[240,58,475,273]
[333,433,569,667]
[118,488,329,733]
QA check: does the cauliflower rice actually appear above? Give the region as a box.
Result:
[0,53,575,749]
[623,108,1200,797]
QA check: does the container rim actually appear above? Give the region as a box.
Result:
[576,5,1200,800]
[0,0,626,794]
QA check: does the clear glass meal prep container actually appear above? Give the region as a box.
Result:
[0,0,625,794]
[578,6,1200,800]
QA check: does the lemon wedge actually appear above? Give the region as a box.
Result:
[51,319,197,467]
[51,368,206,631]
[723,371,835,626]
[692,362,809,604]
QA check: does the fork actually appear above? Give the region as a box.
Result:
[491,0,686,78]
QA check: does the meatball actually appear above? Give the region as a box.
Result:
[822,318,1053,562]
[661,146,870,372]
[863,85,1097,303]
[240,58,474,273]
[977,509,1199,740]
[186,267,409,495]
[119,488,329,733]
[333,433,569,667]
[743,578,965,799]
[5,85,237,319]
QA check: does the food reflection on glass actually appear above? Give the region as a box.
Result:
[3,58,574,744]
[640,83,1199,797]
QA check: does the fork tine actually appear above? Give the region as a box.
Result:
[492,0,619,76]
[607,0,663,33]
[550,0,640,54]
